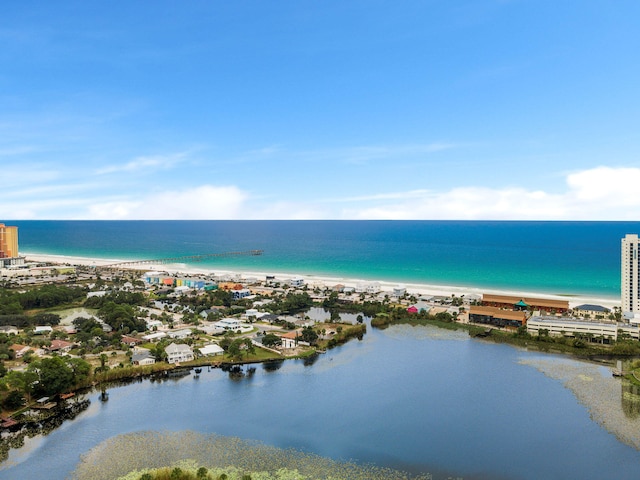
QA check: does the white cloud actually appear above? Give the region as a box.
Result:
[566,166,640,204]
[6,165,640,221]
[96,151,189,175]
[338,166,640,220]
[85,185,248,220]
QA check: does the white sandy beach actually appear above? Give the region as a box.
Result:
[22,253,621,310]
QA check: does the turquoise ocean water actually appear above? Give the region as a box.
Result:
[10,220,638,299]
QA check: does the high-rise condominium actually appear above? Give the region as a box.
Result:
[621,233,640,314]
[0,223,18,259]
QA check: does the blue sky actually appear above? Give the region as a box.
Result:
[2,1,640,220]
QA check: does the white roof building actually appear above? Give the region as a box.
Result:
[165,343,194,364]
[214,318,242,330]
[355,282,381,294]
[393,285,407,297]
[34,326,53,334]
[168,328,192,339]
[199,344,224,356]
[142,332,167,342]
[146,319,164,329]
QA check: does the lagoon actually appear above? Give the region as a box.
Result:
[2,322,640,480]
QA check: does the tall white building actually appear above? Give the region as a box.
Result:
[621,234,640,314]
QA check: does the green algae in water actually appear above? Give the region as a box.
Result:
[71,431,434,480]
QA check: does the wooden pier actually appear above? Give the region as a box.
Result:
[102,250,264,268]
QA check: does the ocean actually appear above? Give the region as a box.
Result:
[11,220,639,299]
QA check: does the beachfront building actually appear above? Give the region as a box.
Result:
[622,234,640,315]
[481,294,569,314]
[573,304,611,320]
[527,316,639,342]
[355,282,382,294]
[0,223,18,258]
[469,305,528,329]
[393,285,407,297]
[0,223,24,267]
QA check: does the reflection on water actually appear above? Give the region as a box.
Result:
[519,357,640,450]
[4,322,640,480]
[55,307,99,325]
[262,359,285,372]
[71,431,432,480]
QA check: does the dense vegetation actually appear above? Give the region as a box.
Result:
[0,312,61,328]
[0,284,86,315]
[2,355,91,401]
[268,292,314,315]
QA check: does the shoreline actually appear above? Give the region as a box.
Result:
[22,252,621,310]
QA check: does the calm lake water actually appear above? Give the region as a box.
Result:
[2,323,640,480]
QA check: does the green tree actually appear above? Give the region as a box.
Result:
[262,333,282,348]
[3,370,38,402]
[67,357,92,384]
[434,311,452,323]
[97,353,110,373]
[227,340,242,360]
[30,357,74,397]
[2,390,25,410]
[300,327,318,345]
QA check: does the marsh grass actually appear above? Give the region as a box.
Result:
[72,431,433,480]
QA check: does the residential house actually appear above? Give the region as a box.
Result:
[280,331,300,349]
[121,335,143,347]
[165,343,194,364]
[393,285,407,297]
[9,344,31,358]
[0,325,19,335]
[47,339,74,354]
[167,328,192,340]
[132,348,156,366]
[260,313,280,324]
[214,318,243,331]
[232,288,252,300]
